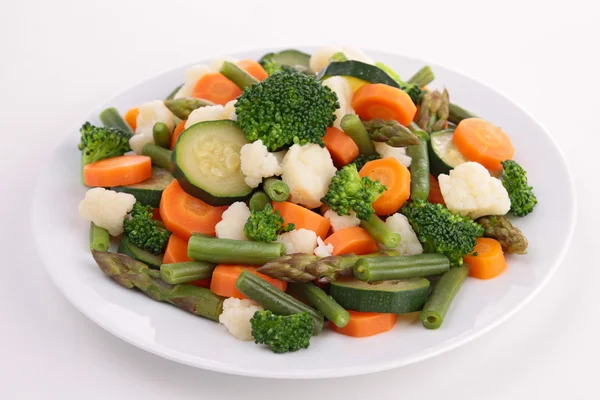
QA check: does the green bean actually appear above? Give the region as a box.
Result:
[288,283,350,328]
[165,84,183,101]
[407,66,435,87]
[359,214,400,249]
[152,122,172,149]
[263,178,289,202]
[420,264,469,329]
[448,103,478,125]
[89,222,110,252]
[160,261,215,284]
[406,124,430,201]
[99,107,133,134]
[220,61,259,89]
[187,234,285,265]
[354,254,450,282]
[340,114,377,155]
[249,191,270,211]
[142,143,172,171]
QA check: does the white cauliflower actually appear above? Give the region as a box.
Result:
[277,229,318,255]
[174,64,212,99]
[219,298,263,341]
[322,76,354,129]
[385,213,423,256]
[314,236,334,258]
[324,209,360,232]
[374,142,412,168]
[240,139,282,187]
[78,188,136,236]
[281,143,336,209]
[130,100,175,154]
[438,162,511,219]
[215,202,251,241]
[185,100,236,129]
[309,46,374,73]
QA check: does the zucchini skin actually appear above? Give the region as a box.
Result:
[317,61,400,88]
[117,236,164,269]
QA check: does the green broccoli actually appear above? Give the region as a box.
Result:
[123,203,171,255]
[501,160,538,217]
[401,200,484,266]
[78,122,132,167]
[250,310,312,353]
[375,62,423,105]
[244,204,294,242]
[352,153,381,171]
[234,70,339,151]
[321,164,386,221]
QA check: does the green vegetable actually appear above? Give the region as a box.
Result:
[187,234,285,265]
[243,203,294,242]
[123,202,171,256]
[477,215,529,254]
[152,122,171,149]
[406,125,430,201]
[428,129,468,176]
[329,52,348,62]
[117,235,164,269]
[362,118,421,147]
[359,214,400,249]
[78,122,132,172]
[112,167,173,208]
[407,66,435,87]
[235,69,339,151]
[262,178,289,202]
[500,160,537,217]
[353,254,450,282]
[321,163,386,221]
[351,153,381,171]
[330,278,431,314]
[421,264,469,329]
[160,261,215,284]
[251,310,312,353]
[401,200,484,266]
[220,61,259,89]
[249,191,270,211]
[448,103,477,125]
[289,283,350,328]
[89,222,110,252]
[340,114,377,155]
[374,62,423,104]
[99,107,134,134]
[142,143,172,171]
[92,251,224,321]
[259,49,312,75]
[416,89,450,133]
[318,61,400,88]
[236,271,324,334]
[165,84,182,101]
[172,120,252,205]
[164,98,214,120]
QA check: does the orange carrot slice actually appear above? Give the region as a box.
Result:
[352,83,417,126]
[124,107,139,131]
[428,174,445,205]
[237,59,268,81]
[192,72,242,105]
[210,265,287,299]
[271,201,331,239]
[359,158,411,215]
[83,155,151,187]
[330,311,397,337]
[163,235,192,264]
[170,119,187,150]
[323,127,360,168]
[324,227,378,256]
[464,238,507,280]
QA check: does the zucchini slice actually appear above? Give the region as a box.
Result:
[118,236,164,269]
[317,61,400,88]
[172,120,252,205]
[330,278,431,313]
[260,49,311,71]
[112,167,173,208]
[429,129,469,176]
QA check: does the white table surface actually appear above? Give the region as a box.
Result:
[1,0,598,398]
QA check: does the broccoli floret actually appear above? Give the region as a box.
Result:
[401,200,484,266]
[375,62,423,104]
[321,164,386,221]
[244,204,294,242]
[123,203,171,255]
[501,160,538,217]
[235,70,339,151]
[78,122,132,166]
[250,310,312,353]
[352,153,381,171]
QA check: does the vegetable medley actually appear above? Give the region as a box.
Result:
[78,47,537,354]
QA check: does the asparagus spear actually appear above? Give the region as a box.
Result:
[92,251,224,321]
[416,89,450,133]
[164,98,214,120]
[477,215,529,254]
[362,119,421,147]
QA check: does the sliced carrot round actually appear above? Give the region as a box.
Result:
[330,311,397,337]
[428,174,445,205]
[163,234,192,264]
[359,157,411,215]
[271,201,331,239]
[323,127,359,168]
[83,155,151,187]
[192,72,242,105]
[237,59,268,81]
[464,238,507,280]
[124,107,139,131]
[210,265,287,299]
[453,118,515,172]
[324,227,378,256]
[170,119,187,150]
[352,83,417,126]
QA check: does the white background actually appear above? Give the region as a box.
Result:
[1,0,598,398]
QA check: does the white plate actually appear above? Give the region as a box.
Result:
[31,47,576,379]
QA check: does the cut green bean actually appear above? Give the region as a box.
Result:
[90,222,110,252]
[220,61,259,89]
[359,214,401,249]
[187,234,285,265]
[99,107,134,134]
[152,122,172,149]
[448,103,478,125]
[406,124,430,201]
[249,191,270,211]
[160,261,215,284]
[165,84,183,101]
[407,66,435,87]
[340,114,377,155]
[142,143,172,171]
[263,178,289,202]
[288,283,350,328]
[354,254,450,282]
[421,264,469,329]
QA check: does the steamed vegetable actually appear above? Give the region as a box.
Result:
[99,107,134,134]
[421,264,469,329]
[331,311,397,337]
[288,283,350,328]
[160,261,214,284]
[244,204,294,242]
[407,66,435,87]
[83,155,152,187]
[353,254,450,282]
[362,118,421,147]
[340,114,377,156]
[324,226,378,256]
[262,178,290,202]
[415,89,450,133]
[272,201,331,239]
[500,160,538,217]
[79,122,132,172]
[219,297,264,341]
[191,72,242,105]
[164,97,213,120]
[359,214,400,249]
[215,201,251,241]
[251,310,313,353]
[477,215,529,254]
[359,157,411,215]
[406,124,430,202]
[188,235,286,265]
[463,238,507,279]
[123,202,171,255]
[352,83,417,126]
[89,222,110,252]
[277,228,318,255]
[79,188,136,236]
[240,140,283,188]
[211,265,287,299]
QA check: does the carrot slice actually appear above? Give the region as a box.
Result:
[428,174,446,205]
[323,127,360,167]
[324,227,378,256]
[159,180,227,240]
[210,265,287,299]
[464,238,507,280]
[83,155,151,187]
[453,118,515,173]
[163,235,192,264]
[359,158,411,215]
[271,201,331,239]
[151,207,162,221]
[330,311,397,337]
[237,59,268,81]
[352,83,417,126]
[191,72,242,105]
[124,107,139,131]
[170,119,187,150]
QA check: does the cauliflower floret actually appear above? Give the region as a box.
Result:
[309,46,374,73]
[385,213,423,256]
[185,102,235,129]
[240,140,283,188]
[277,228,318,255]
[215,202,251,241]
[281,143,336,209]
[314,236,334,258]
[219,298,263,341]
[322,76,354,129]
[78,188,136,236]
[130,100,175,154]
[374,142,412,168]
[324,209,360,232]
[438,162,511,219]
[174,64,212,99]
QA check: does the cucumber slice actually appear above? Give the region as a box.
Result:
[172,120,252,205]
[429,129,469,176]
[118,236,164,269]
[260,49,311,71]
[330,278,431,314]
[317,61,400,88]
[112,167,173,208]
